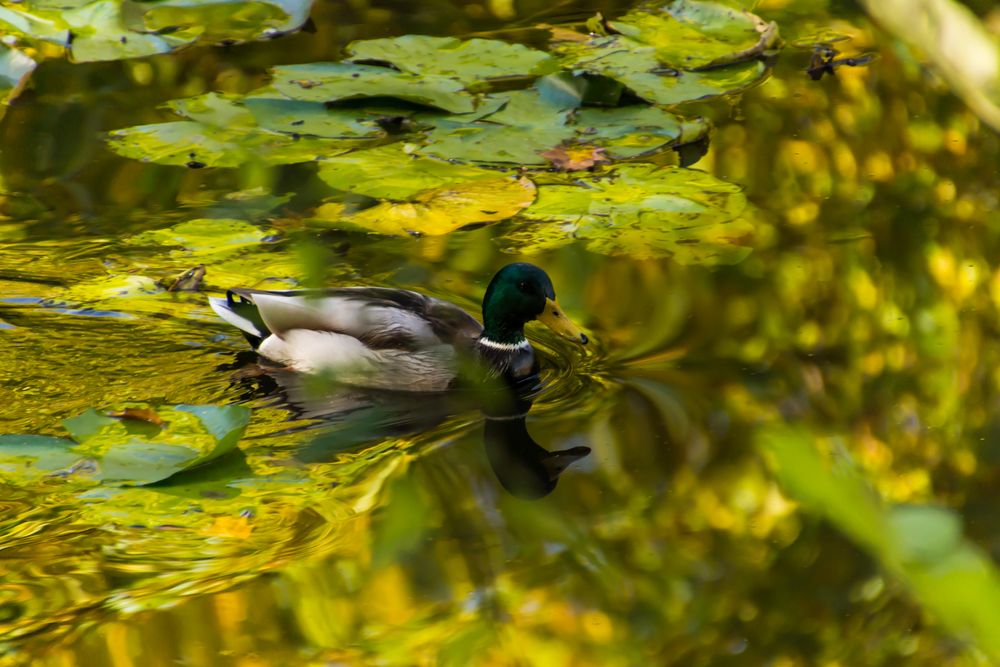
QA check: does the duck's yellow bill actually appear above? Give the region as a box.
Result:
[537,298,589,345]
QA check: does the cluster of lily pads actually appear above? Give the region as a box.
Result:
[0,0,315,105]
[105,0,779,262]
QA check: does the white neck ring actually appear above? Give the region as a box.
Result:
[477,337,531,352]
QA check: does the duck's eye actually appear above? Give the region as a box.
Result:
[518,280,529,292]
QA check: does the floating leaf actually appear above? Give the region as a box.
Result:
[244,95,386,139]
[317,144,510,199]
[271,62,480,113]
[63,1,180,62]
[503,164,755,263]
[610,0,779,69]
[0,45,36,106]
[556,37,769,106]
[128,218,269,256]
[419,88,706,165]
[346,35,557,86]
[574,105,709,159]
[554,0,778,105]
[166,92,255,128]
[60,404,251,485]
[127,0,313,43]
[419,89,575,165]
[0,435,83,480]
[319,176,536,236]
[106,121,354,167]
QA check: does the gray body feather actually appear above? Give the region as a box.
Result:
[210,287,483,391]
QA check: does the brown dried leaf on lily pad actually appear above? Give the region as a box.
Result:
[107,407,167,427]
[540,145,612,171]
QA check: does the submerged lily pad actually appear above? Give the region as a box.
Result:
[0,404,251,486]
[346,35,557,86]
[318,175,536,237]
[502,164,756,263]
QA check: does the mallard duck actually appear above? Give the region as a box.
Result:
[209,263,588,392]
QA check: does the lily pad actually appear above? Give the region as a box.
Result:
[0,404,251,486]
[346,35,557,86]
[125,0,313,43]
[106,121,355,167]
[0,45,36,106]
[0,435,84,480]
[418,88,575,165]
[502,164,756,263]
[610,0,778,69]
[270,62,481,114]
[574,105,710,159]
[127,218,270,256]
[419,87,707,165]
[166,92,255,128]
[244,94,385,139]
[63,1,181,62]
[0,0,311,63]
[317,144,511,199]
[317,175,536,236]
[554,0,778,105]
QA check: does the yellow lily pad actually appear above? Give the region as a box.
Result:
[318,176,536,237]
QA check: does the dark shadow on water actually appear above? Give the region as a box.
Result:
[219,354,590,498]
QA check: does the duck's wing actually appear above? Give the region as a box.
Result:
[212,287,482,350]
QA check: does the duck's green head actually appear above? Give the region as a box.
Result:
[480,263,588,346]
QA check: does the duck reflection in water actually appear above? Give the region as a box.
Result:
[481,381,591,499]
[226,360,591,499]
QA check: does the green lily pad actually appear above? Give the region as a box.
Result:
[0,0,312,68]
[0,5,69,46]
[0,404,251,486]
[346,35,557,86]
[556,36,769,106]
[63,1,182,62]
[0,45,36,106]
[106,121,355,167]
[125,0,312,43]
[502,164,756,263]
[166,93,255,128]
[317,144,511,199]
[574,105,710,159]
[419,87,706,165]
[270,62,480,114]
[554,1,778,105]
[127,218,269,257]
[244,94,385,139]
[610,0,778,69]
[0,435,84,480]
[418,88,575,165]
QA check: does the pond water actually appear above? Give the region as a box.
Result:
[2,0,1000,665]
